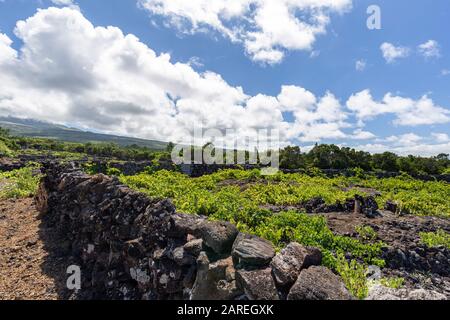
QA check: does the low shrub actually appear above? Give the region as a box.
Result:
[380,277,405,289]
[355,225,378,242]
[420,230,450,249]
[0,165,42,199]
[335,253,368,299]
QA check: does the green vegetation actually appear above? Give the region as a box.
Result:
[280,144,450,176]
[2,122,450,176]
[106,167,122,176]
[355,225,378,242]
[121,169,449,219]
[0,127,19,156]
[120,169,387,299]
[0,116,168,150]
[120,168,450,298]
[0,125,164,161]
[119,169,389,267]
[0,140,13,157]
[336,253,369,299]
[0,165,42,199]
[420,230,450,249]
[380,277,405,289]
[362,176,450,218]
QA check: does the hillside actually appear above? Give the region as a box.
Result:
[0,117,168,150]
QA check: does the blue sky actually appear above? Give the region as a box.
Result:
[0,0,449,155]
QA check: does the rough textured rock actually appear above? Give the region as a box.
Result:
[271,243,322,287]
[170,214,238,254]
[354,195,379,217]
[183,239,204,257]
[191,253,242,300]
[172,247,195,266]
[198,221,239,254]
[232,233,275,267]
[287,266,353,300]
[383,246,450,277]
[366,284,447,300]
[170,213,206,236]
[35,163,198,299]
[384,200,398,214]
[236,268,279,300]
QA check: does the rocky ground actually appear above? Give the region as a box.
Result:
[324,211,450,296]
[0,198,67,300]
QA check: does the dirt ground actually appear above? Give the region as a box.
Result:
[0,198,66,300]
[324,210,450,245]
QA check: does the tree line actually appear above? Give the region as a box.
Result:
[279,144,450,175]
[2,127,449,175]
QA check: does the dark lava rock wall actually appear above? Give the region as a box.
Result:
[35,163,352,300]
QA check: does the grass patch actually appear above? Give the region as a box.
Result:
[420,230,450,249]
[0,140,13,157]
[380,277,405,289]
[0,165,42,199]
[335,253,369,299]
[355,225,378,242]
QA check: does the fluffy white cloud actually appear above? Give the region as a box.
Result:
[355,59,366,71]
[384,133,422,146]
[380,42,410,63]
[351,129,376,140]
[0,33,17,63]
[277,86,349,142]
[138,0,352,64]
[0,7,353,148]
[346,90,450,126]
[353,133,450,156]
[432,133,450,143]
[418,40,441,59]
[355,142,450,157]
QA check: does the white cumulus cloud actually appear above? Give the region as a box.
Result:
[138,0,353,64]
[346,90,450,126]
[380,42,410,63]
[351,129,376,140]
[432,133,450,143]
[418,40,441,59]
[355,59,366,71]
[0,7,354,148]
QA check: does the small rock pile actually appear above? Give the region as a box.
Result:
[303,195,379,217]
[36,162,354,300]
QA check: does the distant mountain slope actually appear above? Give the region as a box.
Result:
[0,117,168,150]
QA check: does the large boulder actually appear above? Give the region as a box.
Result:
[169,213,206,237]
[271,243,322,287]
[191,253,242,300]
[170,215,238,254]
[198,221,239,254]
[287,266,353,300]
[236,268,279,300]
[354,195,379,217]
[232,233,275,267]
